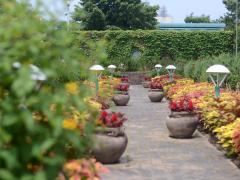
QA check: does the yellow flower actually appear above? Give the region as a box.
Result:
[65,82,79,95]
[63,118,78,130]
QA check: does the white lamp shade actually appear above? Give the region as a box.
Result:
[108,64,117,69]
[155,64,162,68]
[30,64,47,81]
[206,64,230,74]
[12,62,21,69]
[166,65,176,70]
[89,64,105,71]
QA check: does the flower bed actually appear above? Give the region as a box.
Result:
[163,74,240,161]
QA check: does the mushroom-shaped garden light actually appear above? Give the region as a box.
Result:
[166,65,176,82]
[155,64,162,76]
[108,64,116,78]
[206,64,230,98]
[89,64,105,95]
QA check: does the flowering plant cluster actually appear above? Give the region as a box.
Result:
[121,76,129,82]
[98,111,127,128]
[169,97,194,112]
[144,76,151,81]
[150,82,163,90]
[167,76,240,157]
[115,83,129,92]
[233,124,240,153]
[62,158,108,180]
[152,75,182,85]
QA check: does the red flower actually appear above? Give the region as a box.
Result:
[170,101,177,110]
[100,111,108,118]
[111,114,118,122]
[188,100,194,111]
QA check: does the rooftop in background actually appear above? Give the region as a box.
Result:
[158,23,226,30]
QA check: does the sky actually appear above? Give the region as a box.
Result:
[144,0,227,22]
[31,0,228,23]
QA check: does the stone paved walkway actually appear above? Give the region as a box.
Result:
[102,85,240,180]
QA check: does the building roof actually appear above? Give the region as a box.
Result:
[158,23,226,30]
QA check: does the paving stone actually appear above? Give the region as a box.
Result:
[101,85,240,180]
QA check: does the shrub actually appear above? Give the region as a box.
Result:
[184,54,240,89]
[0,1,97,179]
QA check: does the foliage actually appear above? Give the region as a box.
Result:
[233,123,240,153]
[76,30,233,71]
[72,0,159,30]
[167,82,212,101]
[184,12,211,23]
[198,94,237,131]
[222,0,240,29]
[98,111,127,128]
[183,54,240,89]
[72,1,106,30]
[214,119,240,156]
[0,1,99,179]
[62,158,108,180]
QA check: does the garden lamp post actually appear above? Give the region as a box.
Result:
[155,64,162,76]
[89,64,105,95]
[108,64,116,79]
[12,62,47,90]
[206,64,230,98]
[166,65,176,82]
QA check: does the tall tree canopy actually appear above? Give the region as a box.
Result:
[184,13,211,23]
[222,0,240,29]
[72,0,159,30]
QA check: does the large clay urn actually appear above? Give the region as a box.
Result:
[166,111,199,138]
[148,89,164,102]
[113,93,130,106]
[91,127,128,164]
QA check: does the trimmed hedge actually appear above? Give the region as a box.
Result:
[75,30,234,71]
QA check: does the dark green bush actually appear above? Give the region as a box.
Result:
[183,54,240,89]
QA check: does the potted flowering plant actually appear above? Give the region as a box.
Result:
[148,82,164,102]
[61,158,108,180]
[121,76,129,83]
[142,76,151,88]
[91,111,128,164]
[166,97,199,138]
[113,84,130,106]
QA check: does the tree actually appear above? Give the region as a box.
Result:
[72,1,106,30]
[184,13,211,23]
[72,0,159,30]
[222,0,240,29]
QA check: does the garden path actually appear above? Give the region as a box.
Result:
[101,85,240,180]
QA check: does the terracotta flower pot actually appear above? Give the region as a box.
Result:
[166,111,199,139]
[113,93,130,106]
[142,81,151,88]
[91,127,128,164]
[148,89,164,102]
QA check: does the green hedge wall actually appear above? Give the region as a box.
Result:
[75,30,234,71]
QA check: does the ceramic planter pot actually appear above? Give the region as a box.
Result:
[142,81,151,88]
[91,127,128,164]
[148,89,164,102]
[113,93,130,106]
[166,111,199,139]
